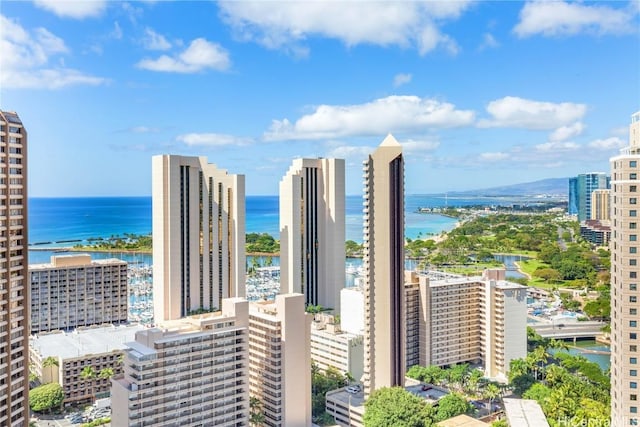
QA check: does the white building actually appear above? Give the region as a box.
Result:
[152,155,245,323]
[279,158,345,312]
[310,314,364,381]
[248,294,312,427]
[30,254,128,333]
[610,110,640,426]
[111,298,250,427]
[30,324,145,406]
[340,287,365,336]
[362,134,405,396]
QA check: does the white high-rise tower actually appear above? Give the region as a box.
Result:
[279,158,345,312]
[152,155,245,323]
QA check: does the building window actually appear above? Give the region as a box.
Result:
[633,223,638,229]
[633,235,638,241]
[632,296,638,303]
[633,370,638,377]
[633,161,638,168]
[633,333,638,340]
[633,394,638,401]
[633,309,638,315]
[633,210,638,217]
[632,382,638,389]
[633,198,638,205]
[634,186,639,193]
[634,173,638,180]
[633,247,638,254]
[633,407,638,414]
[634,321,639,327]
[633,273,638,280]
[633,260,638,266]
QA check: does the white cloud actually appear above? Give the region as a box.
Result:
[514,1,637,37]
[136,38,230,73]
[393,73,412,88]
[588,137,626,150]
[479,152,509,162]
[535,141,580,152]
[177,133,252,147]
[264,95,475,141]
[0,15,107,89]
[478,96,587,130]
[478,32,499,50]
[110,22,123,40]
[142,28,171,51]
[218,1,473,55]
[549,122,585,142]
[326,145,373,160]
[401,139,440,153]
[33,0,107,19]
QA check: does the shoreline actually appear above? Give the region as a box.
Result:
[28,246,282,258]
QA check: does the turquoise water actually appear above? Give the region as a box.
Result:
[550,340,611,371]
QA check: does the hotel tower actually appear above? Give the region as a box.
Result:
[152,155,245,323]
[611,111,640,426]
[279,158,345,312]
[362,134,405,396]
[0,111,28,426]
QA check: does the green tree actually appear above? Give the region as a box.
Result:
[533,268,562,283]
[434,393,472,421]
[363,387,434,427]
[249,396,266,426]
[29,382,64,413]
[80,365,97,401]
[483,383,501,414]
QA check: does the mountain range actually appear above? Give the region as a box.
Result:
[448,177,569,198]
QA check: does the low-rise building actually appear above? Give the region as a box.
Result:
[110,298,250,427]
[310,313,364,381]
[29,324,145,406]
[30,254,128,333]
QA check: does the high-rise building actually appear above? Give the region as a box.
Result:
[248,293,312,427]
[111,298,250,427]
[279,158,345,312]
[152,155,245,323]
[611,110,640,426]
[310,313,364,381]
[0,110,28,427]
[571,172,609,222]
[591,188,611,221]
[30,254,128,333]
[362,134,405,396]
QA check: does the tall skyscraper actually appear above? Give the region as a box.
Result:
[362,134,405,396]
[611,110,640,426]
[572,172,609,222]
[152,155,245,323]
[591,188,611,221]
[0,110,28,426]
[279,158,345,312]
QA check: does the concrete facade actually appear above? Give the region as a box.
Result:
[152,155,245,323]
[362,134,405,396]
[417,269,527,380]
[29,254,128,333]
[279,158,345,312]
[611,110,640,426]
[248,294,311,427]
[0,110,28,427]
[310,314,364,381]
[111,298,250,427]
[29,324,144,405]
[591,188,611,221]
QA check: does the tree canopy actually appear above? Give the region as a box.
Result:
[29,382,64,412]
[363,387,434,427]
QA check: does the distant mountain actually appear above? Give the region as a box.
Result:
[448,177,569,198]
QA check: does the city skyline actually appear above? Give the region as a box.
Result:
[1,1,638,198]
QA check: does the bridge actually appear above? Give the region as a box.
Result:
[529,320,606,341]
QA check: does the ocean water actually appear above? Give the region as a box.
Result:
[27,195,523,264]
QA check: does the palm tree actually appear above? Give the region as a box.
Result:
[249,396,265,426]
[98,367,114,398]
[80,365,97,402]
[484,383,501,414]
[42,356,59,383]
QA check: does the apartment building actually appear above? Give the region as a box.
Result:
[569,172,610,222]
[310,313,364,381]
[111,298,250,427]
[0,110,28,427]
[29,324,144,405]
[415,269,527,379]
[610,110,640,427]
[152,155,245,323]
[279,158,345,312]
[248,293,311,427]
[29,254,128,333]
[591,188,611,221]
[362,134,405,396]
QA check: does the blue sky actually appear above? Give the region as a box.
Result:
[1,1,639,197]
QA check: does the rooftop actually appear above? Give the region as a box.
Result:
[437,414,489,427]
[31,324,146,359]
[503,398,549,427]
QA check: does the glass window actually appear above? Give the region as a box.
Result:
[633,273,638,279]
[633,173,638,180]
[632,210,638,217]
[632,198,638,205]
[634,321,639,328]
[634,186,638,192]
[632,235,638,241]
[632,296,638,303]
[632,161,638,167]
[633,248,638,254]
[632,382,638,389]
[633,370,638,377]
